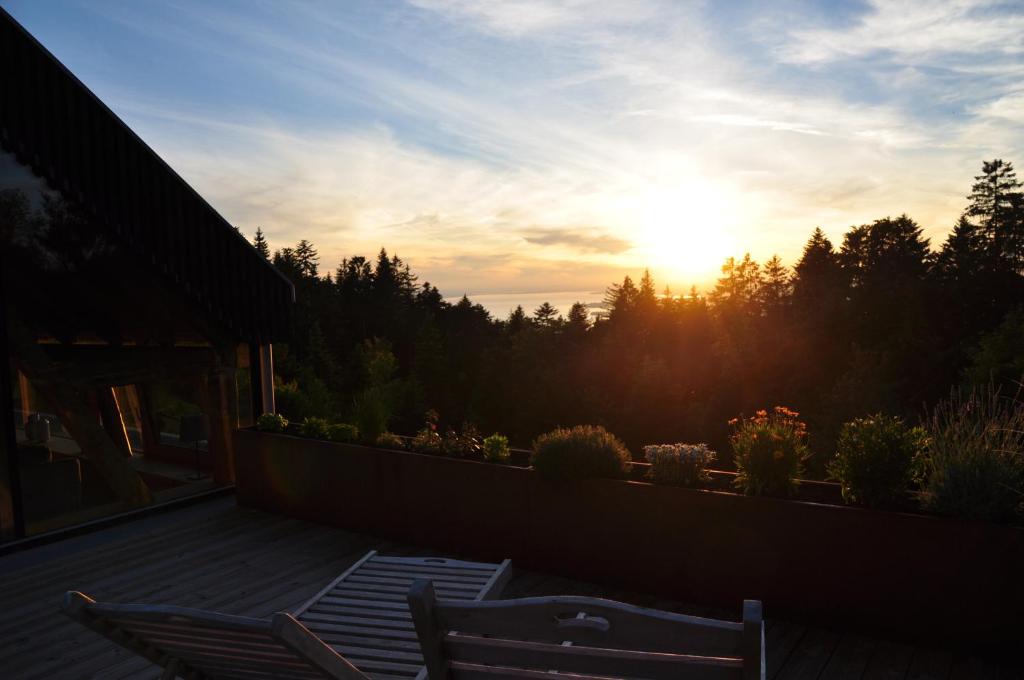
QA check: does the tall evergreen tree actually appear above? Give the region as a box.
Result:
[252,227,270,259]
[534,302,559,327]
[966,159,1024,273]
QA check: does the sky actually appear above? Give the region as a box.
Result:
[3,0,1023,298]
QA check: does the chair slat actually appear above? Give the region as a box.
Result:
[348,575,484,591]
[432,595,743,654]
[309,604,413,621]
[300,612,416,631]
[445,635,744,680]
[368,556,499,571]
[357,567,491,582]
[61,591,368,680]
[407,581,764,680]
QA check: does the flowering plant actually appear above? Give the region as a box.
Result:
[643,443,716,487]
[729,406,809,497]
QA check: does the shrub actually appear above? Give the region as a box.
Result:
[375,432,406,450]
[643,443,715,487]
[411,410,443,454]
[442,423,482,458]
[827,414,926,508]
[299,416,331,440]
[354,391,390,444]
[531,425,630,481]
[483,433,510,463]
[730,406,809,497]
[915,385,1024,523]
[256,412,288,433]
[327,423,359,443]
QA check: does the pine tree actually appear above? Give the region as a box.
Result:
[759,255,791,315]
[604,275,639,321]
[507,305,527,334]
[567,302,590,333]
[294,239,319,278]
[534,302,558,327]
[966,159,1024,273]
[252,227,270,259]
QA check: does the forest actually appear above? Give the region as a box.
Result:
[259,159,1024,478]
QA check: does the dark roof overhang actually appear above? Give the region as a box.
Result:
[0,8,293,345]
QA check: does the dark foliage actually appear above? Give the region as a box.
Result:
[531,425,631,481]
[261,160,1024,474]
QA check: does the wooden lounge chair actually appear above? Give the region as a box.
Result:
[61,590,370,680]
[61,551,512,680]
[292,551,512,680]
[407,580,765,680]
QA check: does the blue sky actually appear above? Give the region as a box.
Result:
[3,0,1023,296]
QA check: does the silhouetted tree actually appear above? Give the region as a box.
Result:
[252,228,270,259]
[534,302,558,327]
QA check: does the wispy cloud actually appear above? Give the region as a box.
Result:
[521,227,633,254]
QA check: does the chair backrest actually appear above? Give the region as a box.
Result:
[407,580,764,680]
[61,591,371,680]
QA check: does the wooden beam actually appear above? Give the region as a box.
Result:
[204,363,238,484]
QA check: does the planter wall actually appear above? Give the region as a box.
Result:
[235,429,1023,652]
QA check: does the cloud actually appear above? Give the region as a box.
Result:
[22,0,1021,295]
[774,0,1024,66]
[521,227,633,254]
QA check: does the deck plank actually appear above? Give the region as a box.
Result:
[776,627,842,680]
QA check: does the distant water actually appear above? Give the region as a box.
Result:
[443,291,608,321]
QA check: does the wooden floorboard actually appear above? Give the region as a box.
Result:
[0,498,1009,680]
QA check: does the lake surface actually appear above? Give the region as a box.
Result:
[443,290,608,321]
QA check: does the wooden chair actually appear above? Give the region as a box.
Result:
[61,590,370,680]
[293,551,513,680]
[407,580,765,680]
[62,551,513,680]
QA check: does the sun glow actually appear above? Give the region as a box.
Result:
[629,183,739,284]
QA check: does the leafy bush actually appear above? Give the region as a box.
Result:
[375,432,406,450]
[299,416,331,440]
[643,443,716,487]
[531,425,630,481]
[442,423,482,458]
[354,391,390,445]
[915,385,1024,523]
[410,410,443,454]
[827,414,926,508]
[730,406,809,497]
[483,433,511,463]
[256,412,288,433]
[327,423,359,443]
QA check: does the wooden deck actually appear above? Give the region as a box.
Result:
[0,496,1014,680]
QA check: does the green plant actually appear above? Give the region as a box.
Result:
[410,410,443,454]
[483,433,510,463]
[299,416,331,440]
[442,422,482,458]
[327,423,359,443]
[375,432,406,450]
[643,443,715,487]
[531,425,630,481]
[256,412,288,433]
[729,406,809,497]
[828,414,926,508]
[915,385,1024,523]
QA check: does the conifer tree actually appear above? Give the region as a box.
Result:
[252,227,270,259]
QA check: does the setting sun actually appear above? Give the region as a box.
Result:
[629,183,739,284]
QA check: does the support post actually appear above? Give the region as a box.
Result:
[0,266,25,539]
[258,344,274,415]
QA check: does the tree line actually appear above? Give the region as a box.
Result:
[258,159,1024,477]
